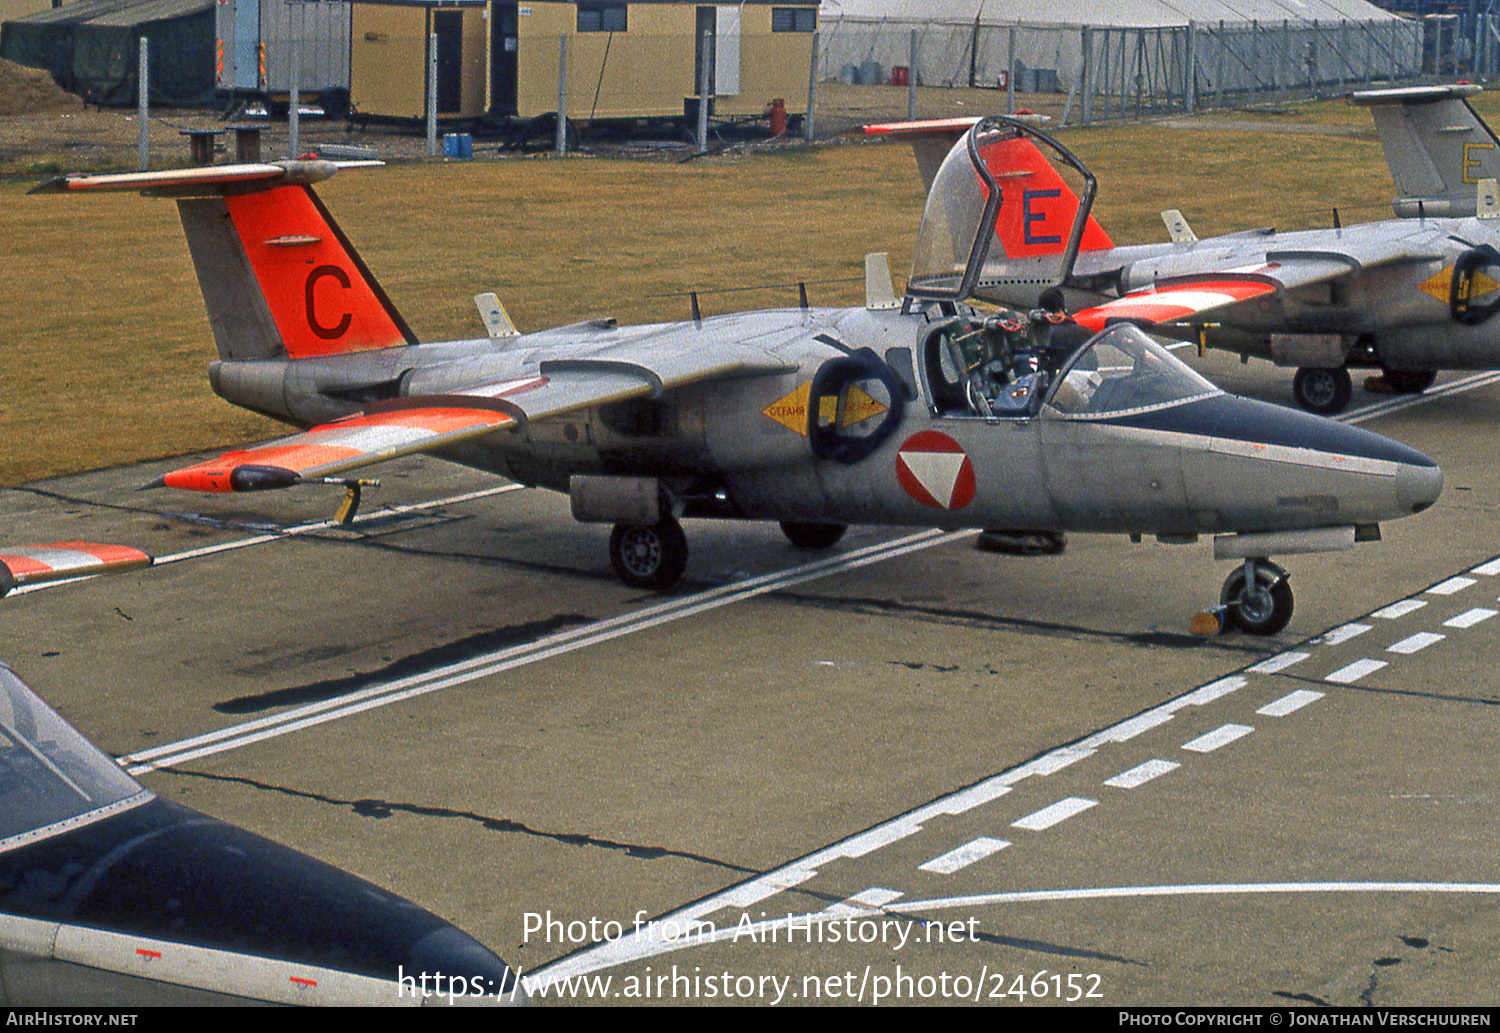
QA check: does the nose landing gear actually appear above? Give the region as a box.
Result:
[1193,558,1294,636]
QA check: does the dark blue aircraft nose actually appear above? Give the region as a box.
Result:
[0,797,522,1005]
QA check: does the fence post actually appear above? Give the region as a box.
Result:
[696,29,710,154]
[1280,19,1289,96]
[1006,26,1016,115]
[1080,25,1092,125]
[907,28,918,120]
[1184,22,1195,113]
[804,30,818,143]
[1214,22,1225,109]
[137,36,148,170]
[426,30,437,157]
[289,5,301,158]
[556,35,568,155]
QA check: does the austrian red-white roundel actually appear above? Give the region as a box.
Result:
[896,431,975,510]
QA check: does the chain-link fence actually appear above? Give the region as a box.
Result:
[0,16,1484,176]
[819,17,1427,123]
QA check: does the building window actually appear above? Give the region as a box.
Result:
[578,2,627,32]
[771,7,816,32]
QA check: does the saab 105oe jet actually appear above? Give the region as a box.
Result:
[32,117,1442,635]
[0,663,522,1006]
[901,85,1500,415]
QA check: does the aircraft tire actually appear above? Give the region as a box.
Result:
[1292,366,1352,415]
[780,521,847,549]
[609,519,688,589]
[1219,562,1293,636]
[1381,369,1437,394]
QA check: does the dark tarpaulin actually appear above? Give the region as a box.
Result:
[1,0,215,107]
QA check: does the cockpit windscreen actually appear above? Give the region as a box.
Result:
[1044,324,1221,418]
[0,664,148,850]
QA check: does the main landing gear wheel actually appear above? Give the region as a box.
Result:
[1381,368,1437,394]
[1219,560,1293,636]
[609,518,688,589]
[1293,366,1353,415]
[779,521,848,550]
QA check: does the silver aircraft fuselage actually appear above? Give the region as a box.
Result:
[206,302,1441,543]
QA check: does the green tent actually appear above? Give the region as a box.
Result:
[1,0,215,106]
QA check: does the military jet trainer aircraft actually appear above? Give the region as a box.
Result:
[32,117,1442,634]
[880,86,1500,416]
[0,662,521,1006]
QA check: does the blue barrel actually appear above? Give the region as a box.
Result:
[442,133,473,159]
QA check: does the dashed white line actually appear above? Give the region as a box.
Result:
[722,869,818,908]
[1182,724,1254,753]
[1257,689,1324,717]
[1248,652,1309,674]
[1388,632,1445,655]
[1470,558,1500,576]
[1429,577,1477,596]
[1445,608,1497,629]
[825,888,904,916]
[1315,623,1372,646]
[1012,797,1098,831]
[919,838,1011,875]
[1326,658,1388,684]
[1372,599,1427,620]
[1104,759,1179,789]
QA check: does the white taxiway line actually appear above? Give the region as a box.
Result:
[532,881,1500,982]
[1103,759,1179,789]
[122,528,976,774]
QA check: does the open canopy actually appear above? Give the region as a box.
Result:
[907,116,1108,306]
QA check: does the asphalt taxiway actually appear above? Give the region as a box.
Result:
[2,353,1498,1007]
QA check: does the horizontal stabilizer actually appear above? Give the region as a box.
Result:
[28,160,381,198]
[0,543,153,596]
[865,117,983,192]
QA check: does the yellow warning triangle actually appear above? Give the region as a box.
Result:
[761,382,888,436]
[1420,264,1500,303]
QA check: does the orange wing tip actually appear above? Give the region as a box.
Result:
[161,464,302,493]
[0,543,154,595]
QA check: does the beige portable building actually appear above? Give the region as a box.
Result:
[349,0,820,123]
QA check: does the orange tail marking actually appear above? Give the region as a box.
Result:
[983,137,1113,259]
[223,185,415,359]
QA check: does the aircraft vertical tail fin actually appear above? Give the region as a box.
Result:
[31,160,417,361]
[1351,84,1500,218]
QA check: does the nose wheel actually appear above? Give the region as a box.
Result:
[1213,559,1294,635]
[609,518,688,589]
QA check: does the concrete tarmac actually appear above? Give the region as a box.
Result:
[2,354,1498,1008]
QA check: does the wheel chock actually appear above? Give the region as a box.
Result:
[1190,606,1226,636]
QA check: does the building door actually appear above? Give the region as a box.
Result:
[433,9,464,113]
[489,1,518,116]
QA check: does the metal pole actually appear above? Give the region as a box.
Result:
[1080,25,1092,126]
[1006,26,1016,114]
[289,6,301,158]
[1184,22,1195,112]
[1215,21,1225,108]
[696,28,710,154]
[137,36,148,170]
[556,35,568,155]
[804,29,818,143]
[426,28,438,157]
[907,28,918,120]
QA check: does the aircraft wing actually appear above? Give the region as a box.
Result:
[0,543,153,596]
[154,345,796,494]
[1074,240,1442,332]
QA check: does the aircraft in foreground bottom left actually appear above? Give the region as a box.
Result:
[0,663,524,1006]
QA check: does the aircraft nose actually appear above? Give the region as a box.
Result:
[1396,458,1444,514]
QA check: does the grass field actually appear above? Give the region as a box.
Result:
[0,92,1472,486]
